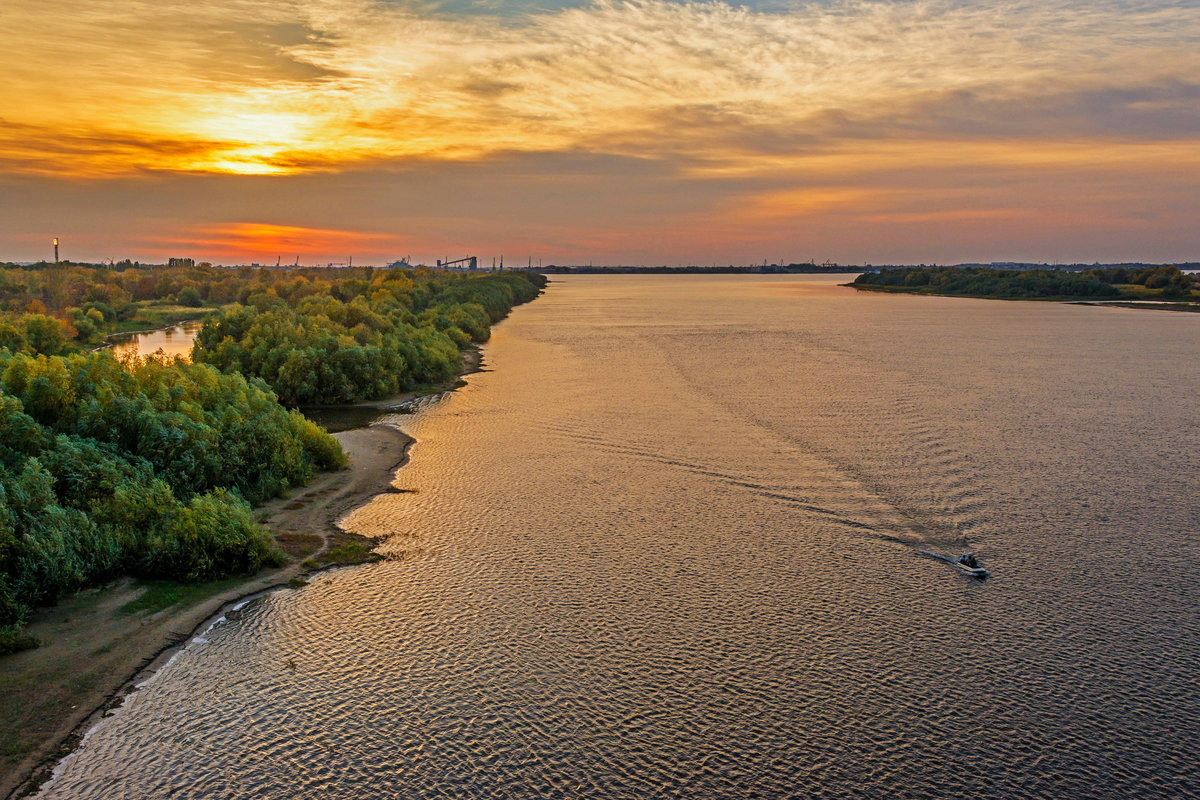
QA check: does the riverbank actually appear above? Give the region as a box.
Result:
[0,420,418,798]
[301,347,482,433]
[0,346,486,798]
[850,283,1200,310]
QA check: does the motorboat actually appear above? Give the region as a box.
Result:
[956,554,990,579]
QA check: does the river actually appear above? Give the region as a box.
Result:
[38,275,1200,799]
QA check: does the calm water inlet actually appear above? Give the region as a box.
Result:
[40,276,1200,799]
[108,321,203,362]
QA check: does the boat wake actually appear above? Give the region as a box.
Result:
[920,549,991,579]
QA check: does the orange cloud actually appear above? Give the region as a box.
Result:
[160,223,416,264]
[3,0,1199,178]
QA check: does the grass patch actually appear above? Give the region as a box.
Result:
[69,672,101,693]
[314,529,384,568]
[317,542,382,566]
[2,739,31,759]
[118,577,245,616]
[0,625,40,655]
[274,530,322,559]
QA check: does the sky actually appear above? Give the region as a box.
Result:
[1,0,1198,265]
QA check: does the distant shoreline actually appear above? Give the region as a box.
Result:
[846,265,1200,311]
[849,281,1200,307]
[529,261,1199,276]
[535,265,863,274]
[849,283,1200,311]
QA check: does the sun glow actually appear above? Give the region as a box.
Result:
[4,0,1198,179]
[1,0,1198,262]
[184,111,307,174]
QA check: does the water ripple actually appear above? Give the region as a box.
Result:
[35,276,1200,800]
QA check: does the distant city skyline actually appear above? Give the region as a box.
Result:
[2,0,1198,264]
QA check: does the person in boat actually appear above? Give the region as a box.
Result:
[959,553,979,568]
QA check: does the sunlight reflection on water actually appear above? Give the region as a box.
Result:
[39,276,1200,799]
[109,321,203,362]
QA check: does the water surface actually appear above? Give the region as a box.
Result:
[109,321,203,361]
[41,276,1200,799]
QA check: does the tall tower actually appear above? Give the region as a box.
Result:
[53,237,59,263]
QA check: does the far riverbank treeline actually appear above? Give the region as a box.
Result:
[0,263,545,652]
[851,265,1197,300]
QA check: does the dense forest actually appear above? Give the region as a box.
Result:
[851,265,1197,299]
[193,269,545,404]
[0,262,545,653]
[0,261,228,352]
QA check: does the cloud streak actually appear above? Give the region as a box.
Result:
[4,0,1199,174]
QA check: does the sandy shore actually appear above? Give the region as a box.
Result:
[0,423,417,799]
[0,347,487,798]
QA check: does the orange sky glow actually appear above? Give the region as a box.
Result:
[1,0,1198,265]
[163,224,416,263]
